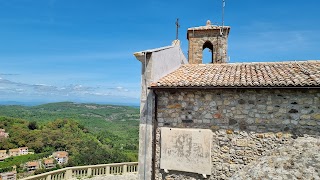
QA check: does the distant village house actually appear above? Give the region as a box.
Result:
[0,172,16,180]
[0,129,9,139]
[18,147,28,155]
[0,150,7,162]
[8,149,19,157]
[52,151,68,165]
[43,158,55,169]
[1,147,29,158]
[26,161,39,172]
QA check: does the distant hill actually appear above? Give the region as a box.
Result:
[0,101,139,130]
[0,102,140,161]
[0,101,46,106]
[0,101,139,107]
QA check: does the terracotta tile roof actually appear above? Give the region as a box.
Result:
[152,61,320,88]
[44,159,54,164]
[9,149,19,152]
[56,154,67,158]
[53,151,68,158]
[27,161,38,167]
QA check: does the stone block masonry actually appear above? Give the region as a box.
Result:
[187,21,230,65]
[188,31,228,64]
[154,89,320,179]
[230,136,320,179]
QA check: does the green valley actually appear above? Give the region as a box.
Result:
[0,102,140,171]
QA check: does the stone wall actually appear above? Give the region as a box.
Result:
[154,89,320,179]
[230,136,320,179]
[188,29,229,64]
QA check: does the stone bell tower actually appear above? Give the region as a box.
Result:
[187,20,230,64]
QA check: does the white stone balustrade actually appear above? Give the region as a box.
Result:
[21,162,138,180]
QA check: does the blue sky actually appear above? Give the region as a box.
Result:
[0,0,319,105]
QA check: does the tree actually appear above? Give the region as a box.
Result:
[28,121,38,130]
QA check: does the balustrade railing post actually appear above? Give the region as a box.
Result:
[87,167,92,177]
[106,165,110,175]
[65,169,72,179]
[123,165,127,174]
[46,174,51,180]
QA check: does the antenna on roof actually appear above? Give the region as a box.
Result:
[222,0,225,28]
[219,0,226,36]
[175,18,180,40]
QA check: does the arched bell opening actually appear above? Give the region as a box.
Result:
[202,41,215,64]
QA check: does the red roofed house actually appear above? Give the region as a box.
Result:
[43,158,55,169]
[52,151,68,165]
[26,161,39,171]
[0,172,16,180]
[134,20,320,179]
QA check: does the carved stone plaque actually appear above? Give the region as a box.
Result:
[160,127,212,175]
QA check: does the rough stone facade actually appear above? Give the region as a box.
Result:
[187,26,229,64]
[154,89,320,179]
[230,136,320,179]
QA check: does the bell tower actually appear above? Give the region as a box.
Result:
[187,20,230,64]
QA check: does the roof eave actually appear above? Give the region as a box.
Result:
[187,26,231,39]
[133,45,175,57]
[149,86,320,90]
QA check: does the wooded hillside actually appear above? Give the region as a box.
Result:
[0,102,140,168]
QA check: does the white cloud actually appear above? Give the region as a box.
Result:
[0,73,19,76]
[0,76,140,103]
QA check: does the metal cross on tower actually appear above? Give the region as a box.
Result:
[175,18,180,40]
